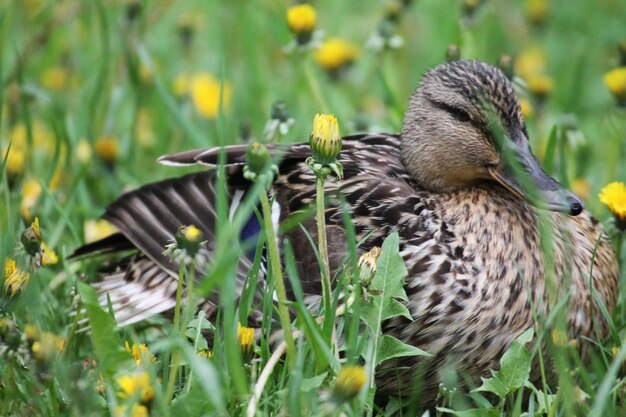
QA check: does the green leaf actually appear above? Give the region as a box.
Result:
[300,372,328,392]
[360,232,410,332]
[474,375,508,398]
[76,282,129,378]
[437,407,500,417]
[186,314,214,331]
[376,335,431,366]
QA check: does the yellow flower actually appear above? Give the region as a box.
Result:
[40,67,69,91]
[32,332,65,363]
[3,145,25,179]
[333,365,366,401]
[526,74,553,98]
[41,242,59,266]
[117,371,154,403]
[611,346,620,356]
[514,47,546,79]
[76,139,92,164]
[20,178,42,221]
[286,4,316,40]
[125,341,156,367]
[3,258,31,297]
[115,404,149,417]
[358,246,380,287]
[314,38,358,72]
[526,0,548,25]
[24,324,39,343]
[136,109,155,148]
[310,113,341,165]
[84,219,118,243]
[237,323,255,354]
[95,135,119,166]
[198,349,212,359]
[190,73,232,120]
[603,67,626,105]
[599,181,626,223]
[550,329,569,347]
[519,98,534,119]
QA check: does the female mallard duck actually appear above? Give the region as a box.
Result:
[74,60,618,404]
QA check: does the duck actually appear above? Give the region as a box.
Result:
[72,60,618,405]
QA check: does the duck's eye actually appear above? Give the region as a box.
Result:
[450,107,471,123]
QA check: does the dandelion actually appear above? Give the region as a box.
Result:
[3,145,26,184]
[314,38,358,77]
[526,0,548,26]
[40,67,69,91]
[526,74,553,101]
[24,324,39,343]
[20,178,42,221]
[309,113,343,174]
[95,135,120,166]
[115,404,149,417]
[3,259,31,297]
[190,73,232,120]
[519,98,534,118]
[21,217,42,257]
[237,323,255,355]
[125,341,156,367]
[333,365,366,402]
[603,67,626,107]
[198,349,212,359]
[164,224,208,267]
[550,329,569,347]
[611,346,620,357]
[41,242,59,266]
[31,332,65,363]
[84,219,118,243]
[117,371,154,403]
[599,181,626,231]
[76,139,92,164]
[514,47,546,79]
[286,3,316,45]
[358,246,380,287]
[243,142,277,184]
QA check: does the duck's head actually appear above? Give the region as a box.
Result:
[401,60,583,216]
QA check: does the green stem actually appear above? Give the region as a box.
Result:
[165,264,186,403]
[304,58,329,113]
[315,175,338,357]
[259,190,296,367]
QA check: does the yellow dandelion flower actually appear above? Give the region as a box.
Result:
[20,177,42,221]
[198,349,212,359]
[310,113,342,165]
[287,3,316,41]
[40,67,69,91]
[84,219,118,243]
[3,259,31,297]
[41,242,59,266]
[117,371,154,403]
[526,0,548,25]
[514,47,546,79]
[184,224,202,241]
[95,135,119,166]
[237,323,255,354]
[333,365,366,401]
[611,346,620,356]
[24,324,39,343]
[526,74,553,98]
[76,139,92,164]
[314,38,358,72]
[519,98,534,118]
[550,329,569,347]
[603,67,626,105]
[125,341,156,367]
[190,73,232,120]
[10,120,54,153]
[3,145,26,179]
[115,404,149,417]
[599,181,626,225]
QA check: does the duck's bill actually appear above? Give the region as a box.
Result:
[487,139,583,216]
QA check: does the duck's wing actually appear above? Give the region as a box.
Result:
[71,133,410,326]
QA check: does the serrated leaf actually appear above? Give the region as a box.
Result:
[376,335,431,366]
[187,315,214,331]
[361,232,409,332]
[474,375,508,398]
[300,372,328,392]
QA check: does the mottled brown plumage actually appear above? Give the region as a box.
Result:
[73,60,618,406]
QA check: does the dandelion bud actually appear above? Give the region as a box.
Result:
[95,135,120,167]
[21,217,42,256]
[175,224,204,256]
[526,0,548,26]
[598,181,626,231]
[310,114,341,166]
[244,142,273,181]
[270,100,290,123]
[358,247,380,287]
[526,74,553,103]
[603,67,626,107]
[286,4,316,45]
[445,44,461,62]
[333,365,366,402]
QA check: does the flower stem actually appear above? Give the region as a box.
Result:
[304,58,329,113]
[258,190,296,367]
[165,264,186,403]
[315,174,338,357]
